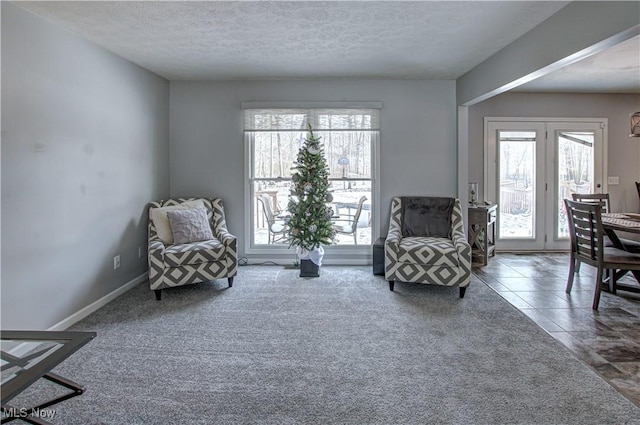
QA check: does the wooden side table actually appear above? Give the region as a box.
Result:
[468,203,497,265]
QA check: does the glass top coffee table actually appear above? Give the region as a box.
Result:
[1,330,96,424]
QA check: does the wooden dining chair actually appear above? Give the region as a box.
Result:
[564,199,640,310]
[572,193,611,212]
[572,193,640,255]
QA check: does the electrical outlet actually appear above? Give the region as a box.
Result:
[113,255,121,270]
[607,176,619,185]
[138,246,144,258]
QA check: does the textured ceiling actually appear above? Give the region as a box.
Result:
[16,1,569,81]
[15,1,639,92]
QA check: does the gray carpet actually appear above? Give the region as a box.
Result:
[11,266,640,424]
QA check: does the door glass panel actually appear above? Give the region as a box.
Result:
[498,131,536,239]
[487,120,602,251]
[556,131,594,238]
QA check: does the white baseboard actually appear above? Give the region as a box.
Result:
[244,258,371,266]
[322,258,371,266]
[48,273,148,331]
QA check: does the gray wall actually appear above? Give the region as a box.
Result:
[169,80,457,259]
[468,92,640,212]
[1,3,170,329]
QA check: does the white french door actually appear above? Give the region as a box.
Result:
[486,118,606,251]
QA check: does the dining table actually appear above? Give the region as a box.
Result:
[601,212,640,292]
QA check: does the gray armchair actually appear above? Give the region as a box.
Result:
[384,197,471,297]
[148,197,237,300]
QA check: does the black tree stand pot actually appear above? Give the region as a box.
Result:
[299,259,320,277]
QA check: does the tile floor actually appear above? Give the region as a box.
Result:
[473,252,640,408]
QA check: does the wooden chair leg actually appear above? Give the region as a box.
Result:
[388,281,395,291]
[566,255,576,294]
[608,269,617,294]
[575,260,581,274]
[228,277,234,288]
[154,289,162,301]
[592,267,603,310]
[460,287,467,298]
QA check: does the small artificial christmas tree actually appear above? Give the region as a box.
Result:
[287,124,335,275]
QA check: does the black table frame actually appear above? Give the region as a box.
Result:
[1,331,96,424]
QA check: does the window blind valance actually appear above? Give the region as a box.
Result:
[243,107,380,131]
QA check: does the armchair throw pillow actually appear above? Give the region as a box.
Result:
[400,197,455,238]
[150,199,205,245]
[166,207,214,245]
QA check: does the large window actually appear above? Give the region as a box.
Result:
[244,106,380,251]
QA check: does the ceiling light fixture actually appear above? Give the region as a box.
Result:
[630,112,640,138]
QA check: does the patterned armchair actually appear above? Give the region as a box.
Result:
[148,198,237,300]
[384,197,471,297]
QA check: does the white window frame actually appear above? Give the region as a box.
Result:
[242,102,381,259]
